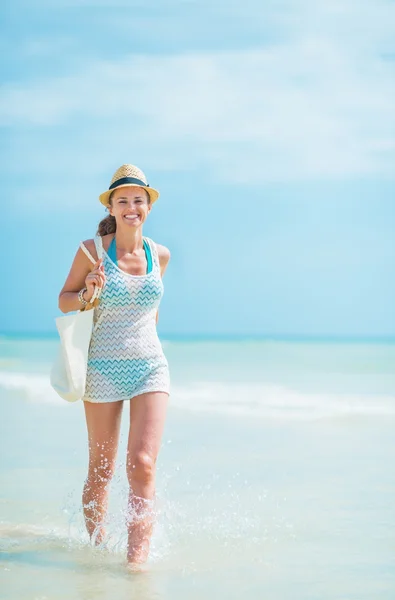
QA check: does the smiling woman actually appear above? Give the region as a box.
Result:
[97,168,157,236]
[98,187,150,235]
[57,163,171,569]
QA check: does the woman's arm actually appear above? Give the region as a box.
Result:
[158,244,171,277]
[58,240,105,313]
[156,244,171,324]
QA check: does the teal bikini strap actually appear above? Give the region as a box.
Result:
[108,236,152,274]
[143,239,152,274]
[107,236,117,265]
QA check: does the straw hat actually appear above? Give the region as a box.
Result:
[99,164,159,207]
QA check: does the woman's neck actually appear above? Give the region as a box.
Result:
[114,228,143,254]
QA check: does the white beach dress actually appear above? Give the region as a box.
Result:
[83,235,170,403]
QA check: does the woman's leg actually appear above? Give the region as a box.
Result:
[126,392,169,565]
[83,401,124,544]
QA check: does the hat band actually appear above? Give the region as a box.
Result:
[109,176,150,190]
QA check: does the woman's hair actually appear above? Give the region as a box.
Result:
[97,189,150,237]
[97,191,116,236]
[97,214,116,236]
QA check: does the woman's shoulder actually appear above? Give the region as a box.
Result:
[79,238,99,263]
[147,239,171,276]
[81,237,96,253]
[148,239,171,264]
[81,234,113,259]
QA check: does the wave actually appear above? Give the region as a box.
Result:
[0,371,64,405]
[1,370,394,420]
[170,381,395,420]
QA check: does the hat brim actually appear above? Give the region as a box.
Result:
[99,183,159,207]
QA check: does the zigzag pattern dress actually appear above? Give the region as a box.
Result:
[83,235,170,403]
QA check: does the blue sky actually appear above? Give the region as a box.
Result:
[1,0,395,338]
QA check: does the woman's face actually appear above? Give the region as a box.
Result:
[109,186,151,228]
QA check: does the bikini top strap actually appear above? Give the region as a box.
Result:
[143,238,153,273]
[107,235,117,265]
[144,237,159,271]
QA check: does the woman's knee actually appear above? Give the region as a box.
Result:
[127,451,156,485]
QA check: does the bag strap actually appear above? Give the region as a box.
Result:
[94,235,103,260]
[80,241,96,264]
[80,236,103,263]
[79,236,104,308]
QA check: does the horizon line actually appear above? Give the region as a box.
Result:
[1,331,395,344]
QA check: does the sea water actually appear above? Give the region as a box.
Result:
[0,337,394,599]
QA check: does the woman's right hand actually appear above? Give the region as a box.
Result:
[84,259,106,301]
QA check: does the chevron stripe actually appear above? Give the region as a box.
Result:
[83,237,170,402]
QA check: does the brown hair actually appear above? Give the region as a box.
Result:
[97,214,116,236]
[96,188,151,236]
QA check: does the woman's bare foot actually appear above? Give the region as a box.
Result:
[126,494,155,565]
[126,561,149,573]
[91,525,107,547]
[127,532,151,561]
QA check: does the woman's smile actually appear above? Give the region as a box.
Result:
[123,214,140,222]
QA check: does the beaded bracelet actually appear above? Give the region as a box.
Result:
[78,287,89,307]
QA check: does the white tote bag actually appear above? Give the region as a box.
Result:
[50,237,102,402]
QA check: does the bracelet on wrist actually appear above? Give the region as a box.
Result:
[78,287,89,307]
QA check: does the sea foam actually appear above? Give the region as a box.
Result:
[1,370,394,420]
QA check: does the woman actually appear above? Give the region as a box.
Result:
[58,164,171,568]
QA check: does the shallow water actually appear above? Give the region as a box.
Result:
[1,338,394,599]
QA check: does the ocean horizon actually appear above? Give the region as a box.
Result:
[2,330,395,343]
